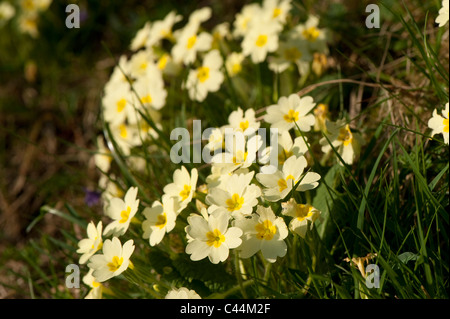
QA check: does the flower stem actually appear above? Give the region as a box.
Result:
[257,62,263,107]
[263,262,272,283]
[234,252,248,299]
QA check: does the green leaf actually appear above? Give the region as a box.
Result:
[313,164,340,239]
[357,128,399,230]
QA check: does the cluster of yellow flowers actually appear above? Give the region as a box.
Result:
[0,0,52,37]
[77,0,449,299]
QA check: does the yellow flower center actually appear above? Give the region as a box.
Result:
[273,7,282,18]
[155,212,167,229]
[226,193,244,212]
[232,63,242,75]
[284,47,302,61]
[255,34,268,47]
[197,66,210,83]
[140,62,148,70]
[158,54,169,70]
[119,124,128,139]
[302,26,320,42]
[312,52,328,76]
[295,204,314,222]
[232,150,248,164]
[116,98,126,113]
[179,184,192,201]
[140,121,150,134]
[443,118,449,133]
[23,17,37,30]
[186,35,197,49]
[141,94,152,105]
[107,256,124,272]
[338,125,353,146]
[283,109,300,123]
[255,220,277,240]
[206,229,226,248]
[239,120,249,131]
[119,206,131,224]
[278,149,294,165]
[160,29,170,37]
[91,239,103,251]
[277,178,287,192]
[314,103,328,117]
[277,174,295,192]
[22,0,35,11]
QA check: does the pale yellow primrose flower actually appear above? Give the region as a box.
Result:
[128,49,157,79]
[163,166,198,212]
[206,166,250,191]
[18,12,39,38]
[225,52,245,77]
[98,174,124,205]
[106,55,131,87]
[211,133,262,175]
[264,94,316,132]
[428,102,449,144]
[232,3,262,38]
[206,171,261,219]
[130,22,152,51]
[157,52,180,76]
[320,119,363,165]
[82,268,103,299]
[242,19,280,63]
[88,237,135,283]
[0,2,15,26]
[142,195,179,246]
[94,136,112,173]
[294,15,328,53]
[21,0,50,12]
[227,107,260,136]
[261,0,292,26]
[282,198,321,238]
[256,155,320,202]
[436,0,449,27]
[77,221,103,264]
[109,122,142,156]
[165,287,202,299]
[35,0,52,11]
[146,10,183,48]
[268,36,312,74]
[205,126,226,153]
[102,81,133,126]
[185,49,224,102]
[103,187,140,237]
[172,22,212,65]
[259,130,309,168]
[234,205,288,263]
[185,208,242,264]
[132,73,167,112]
[187,6,212,29]
[314,103,329,132]
[212,22,231,49]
